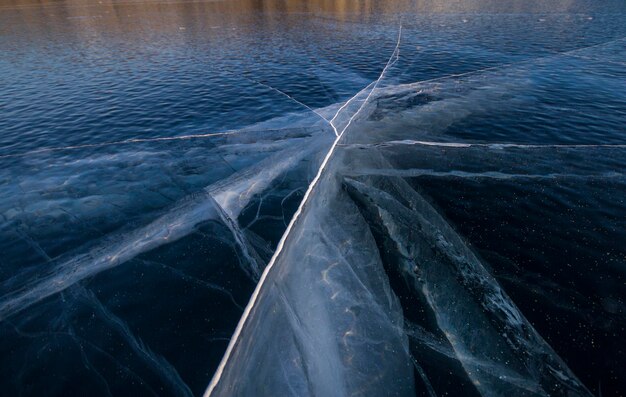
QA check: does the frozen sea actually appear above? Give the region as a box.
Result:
[1,0,625,396]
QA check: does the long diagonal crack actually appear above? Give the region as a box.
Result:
[203,24,403,397]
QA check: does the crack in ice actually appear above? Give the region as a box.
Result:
[0,131,239,160]
[342,140,626,149]
[0,125,317,160]
[377,35,626,97]
[350,169,625,180]
[350,140,626,149]
[203,24,403,397]
[0,143,315,321]
[240,74,332,125]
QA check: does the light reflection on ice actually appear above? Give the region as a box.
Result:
[199,27,624,397]
[2,23,624,397]
[0,133,329,320]
[344,176,589,396]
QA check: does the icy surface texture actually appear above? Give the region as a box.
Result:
[206,24,626,397]
[0,112,335,395]
[2,1,626,396]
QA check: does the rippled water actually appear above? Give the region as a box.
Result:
[1,0,625,396]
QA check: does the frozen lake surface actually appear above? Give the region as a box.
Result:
[1,0,625,396]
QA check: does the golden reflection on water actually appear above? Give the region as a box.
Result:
[0,0,380,39]
[0,0,579,17]
[0,0,414,46]
[1,0,401,14]
[0,0,579,50]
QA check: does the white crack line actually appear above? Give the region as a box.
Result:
[203,24,403,397]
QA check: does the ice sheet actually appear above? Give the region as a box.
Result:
[201,26,621,397]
